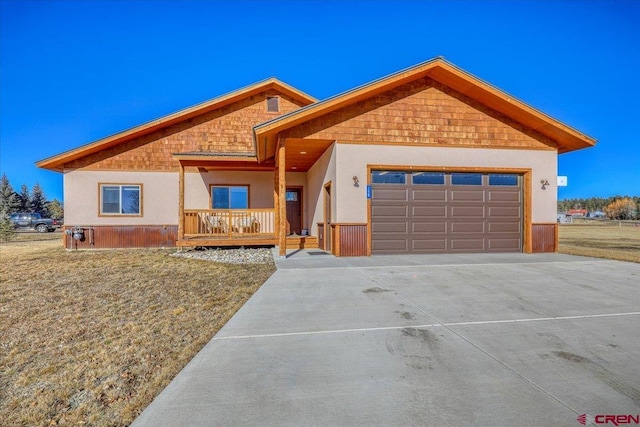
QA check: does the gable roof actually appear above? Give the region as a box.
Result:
[253,57,596,162]
[37,78,316,172]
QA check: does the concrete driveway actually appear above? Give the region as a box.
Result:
[132,252,640,426]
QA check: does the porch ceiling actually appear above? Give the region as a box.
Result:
[173,140,332,172]
[282,138,334,172]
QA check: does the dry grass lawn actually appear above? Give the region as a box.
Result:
[559,223,640,263]
[0,233,275,426]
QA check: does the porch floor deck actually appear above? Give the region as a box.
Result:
[177,234,318,249]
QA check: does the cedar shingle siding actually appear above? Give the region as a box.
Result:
[66,91,306,171]
[282,78,556,149]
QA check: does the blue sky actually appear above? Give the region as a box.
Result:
[1,0,638,201]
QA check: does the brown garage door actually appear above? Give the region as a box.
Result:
[371,171,522,254]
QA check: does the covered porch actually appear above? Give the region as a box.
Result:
[177,208,319,249]
[174,140,332,255]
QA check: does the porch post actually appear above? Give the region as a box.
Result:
[273,165,279,241]
[277,141,287,257]
[178,161,185,244]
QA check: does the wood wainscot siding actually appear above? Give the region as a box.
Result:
[63,225,177,249]
[334,224,368,257]
[532,223,558,253]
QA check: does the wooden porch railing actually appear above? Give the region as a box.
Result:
[184,209,275,238]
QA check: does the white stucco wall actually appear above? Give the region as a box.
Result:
[333,144,558,224]
[185,171,275,210]
[63,170,179,225]
[306,144,337,236]
[64,169,315,228]
[64,143,556,233]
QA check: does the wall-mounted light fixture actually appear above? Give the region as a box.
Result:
[540,179,550,190]
[353,176,360,187]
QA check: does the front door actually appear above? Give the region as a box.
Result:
[286,187,302,235]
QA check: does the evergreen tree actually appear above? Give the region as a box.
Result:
[0,174,20,215]
[0,215,15,241]
[0,174,17,240]
[30,182,49,216]
[17,184,30,212]
[48,198,64,219]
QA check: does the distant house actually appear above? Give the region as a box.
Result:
[588,211,605,218]
[567,209,588,217]
[557,213,573,224]
[37,58,596,256]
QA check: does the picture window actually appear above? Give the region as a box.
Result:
[100,184,141,215]
[211,186,249,209]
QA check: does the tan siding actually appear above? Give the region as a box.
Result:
[282,78,556,150]
[66,91,305,171]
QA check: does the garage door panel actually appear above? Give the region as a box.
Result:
[371,240,408,253]
[411,239,447,251]
[450,190,485,201]
[489,191,521,202]
[411,222,447,233]
[450,239,485,251]
[488,222,521,233]
[488,206,521,217]
[412,189,447,201]
[450,222,485,233]
[372,188,409,201]
[371,205,408,217]
[412,206,447,218]
[371,222,409,234]
[450,206,484,218]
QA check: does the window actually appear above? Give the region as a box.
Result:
[489,174,519,186]
[285,191,298,201]
[412,172,445,185]
[267,97,279,112]
[211,186,249,209]
[100,184,141,215]
[371,171,406,184]
[451,173,482,185]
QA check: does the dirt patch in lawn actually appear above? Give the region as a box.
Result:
[559,224,640,263]
[0,239,275,426]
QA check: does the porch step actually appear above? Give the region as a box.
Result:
[286,235,318,249]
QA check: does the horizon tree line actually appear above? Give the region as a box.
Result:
[558,196,639,220]
[0,174,64,219]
